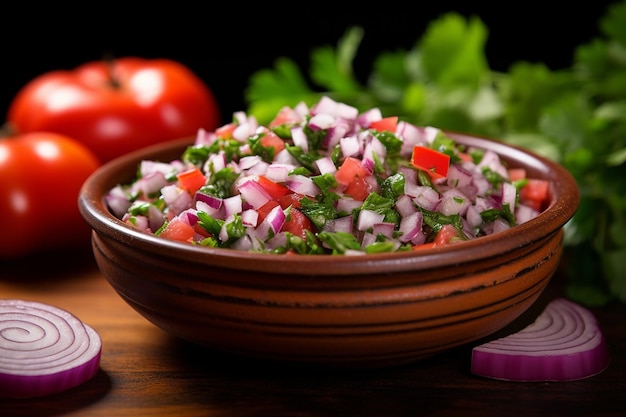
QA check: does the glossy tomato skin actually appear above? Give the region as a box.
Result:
[7,57,220,164]
[0,133,100,259]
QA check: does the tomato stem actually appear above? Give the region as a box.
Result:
[103,53,121,89]
[0,122,18,139]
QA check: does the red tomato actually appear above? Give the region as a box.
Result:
[158,218,195,243]
[343,175,371,201]
[256,200,281,223]
[508,168,527,182]
[259,130,286,157]
[0,132,100,259]
[256,175,290,200]
[334,157,371,200]
[269,106,303,128]
[411,146,450,179]
[369,116,398,132]
[257,195,315,239]
[7,57,221,164]
[177,166,206,195]
[520,179,550,211]
[278,192,308,209]
[432,224,460,246]
[282,208,315,239]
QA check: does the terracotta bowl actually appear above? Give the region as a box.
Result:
[78,133,579,368]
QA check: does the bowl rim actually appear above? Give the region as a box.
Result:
[78,133,580,275]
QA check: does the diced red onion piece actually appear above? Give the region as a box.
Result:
[232,117,259,141]
[274,148,298,165]
[223,195,243,218]
[0,300,102,398]
[106,185,132,218]
[471,298,610,382]
[465,205,483,229]
[357,209,385,231]
[340,135,362,158]
[336,198,362,214]
[195,191,223,210]
[239,155,263,171]
[398,211,423,242]
[395,194,417,217]
[408,186,441,212]
[311,96,359,120]
[265,205,286,233]
[147,205,166,231]
[194,127,216,146]
[315,156,337,175]
[161,184,193,216]
[139,159,175,177]
[291,125,309,153]
[265,163,295,183]
[196,199,225,220]
[501,182,517,212]
[323,119,351,149]
[371,222,396,238]
[237,177,272,209]
[205,151,227,173]
[323,215,354,233]
[478,149,509,179]
[293,101,309,118]
[446,164,474,189]
[516,204,539,225]
[308,113,335,131]
[356,107,382,128]
[285,174,320,197]
[241,209,259,227]
[138,171,169,196]
[439,189,470,216]
[184,209,199,226]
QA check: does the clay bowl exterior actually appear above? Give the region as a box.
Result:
[78,133,579,368]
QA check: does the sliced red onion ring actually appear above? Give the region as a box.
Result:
[471,298,610,382]
[0,299,102,398]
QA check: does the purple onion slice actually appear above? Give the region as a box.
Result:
[471,298,610,382]
[0,299,102,398]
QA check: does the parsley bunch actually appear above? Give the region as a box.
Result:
[244,2,626,306]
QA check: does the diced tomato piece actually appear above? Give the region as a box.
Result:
[457,152,473,163]
[159,219,195,242]
[343,175,371,201]
[256,175,291,200]
[177,166,206,194]
[433,224,460,246]
[334,157,372,201]
[412,242,436,251]
[260,130,286,156]
[412,224,460,250]
[282,208,315,239]
[335,157,369,187]
[508,168,527,181]
[369,116,398,133]
[215,122,237,139]
[269,106,302,128]
[411,146,450,179]
[256,200,280,223]
[278,192,308,209]
[520,178,550,211]
[193,222,211,238]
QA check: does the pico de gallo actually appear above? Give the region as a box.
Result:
[106,96,550,255]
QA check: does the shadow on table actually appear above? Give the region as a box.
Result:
[0,369,112,417]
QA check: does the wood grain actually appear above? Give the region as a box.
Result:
[1,252,623,417]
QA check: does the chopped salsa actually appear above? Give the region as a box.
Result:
[106,96,550,255]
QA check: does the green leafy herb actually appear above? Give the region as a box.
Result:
[244,1,626,305]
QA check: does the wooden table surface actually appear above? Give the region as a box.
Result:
[1,250,624,417]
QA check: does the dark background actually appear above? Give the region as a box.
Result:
[1,2,618,125]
